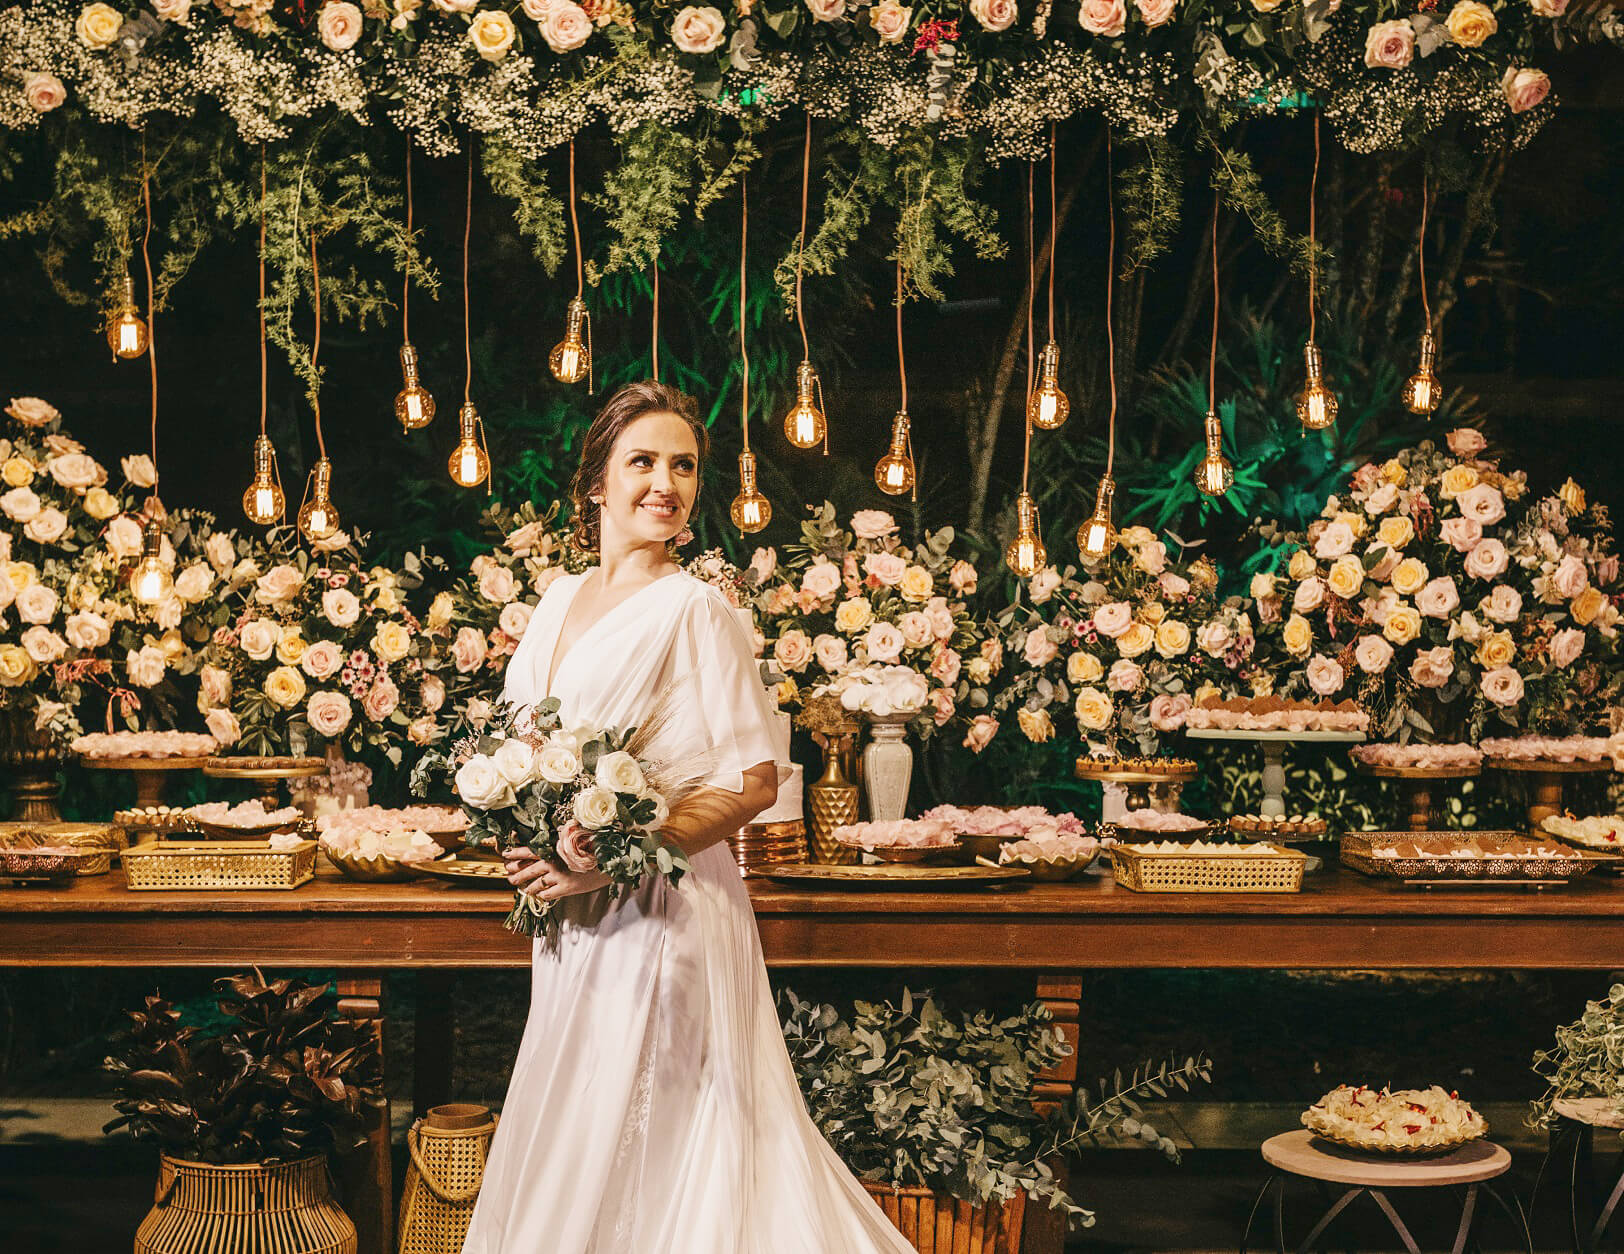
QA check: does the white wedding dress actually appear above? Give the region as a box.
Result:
[462,570,914,1254]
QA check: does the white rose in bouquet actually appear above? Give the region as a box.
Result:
[457,754,515,809]
[493,737,539,787]
[594,749,646,796]
[537,742,582,784]
[572,785,619,829]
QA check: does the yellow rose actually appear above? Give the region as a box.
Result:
[834,597,874,634]
[1194,681,1220,706]
[1154,620,1191,657]
[6,561,36,593]
[776,677,799,707]
[0,644,36,687]
[426,591,454,634]
[1119,525,1155,549]
[1335,510,1366,539]
[1446,0,1496,47]
[276,631,308,666]
[76,2,123,47]
[372,621,412,663]
[82,486,119,520]
[1249,672,1275,697]
[1383,604,1422,646]
[1139,601,1167,627]
[1117,622,1155,658]
[2,457,35,488]
[899,565,934,604]
[1067,651,1103,685]
[1572,587,1606,626]
[1476,630,1516,669]
[1017,706,1055,743]
[1381,459,1407,486]
[1073,687,1114,731]
[263,665,307,709]
[1439,465,1480,499]
[1392,557,1429,596]
[1376,516,1414,550]
[1282,613,1313,658]
[1559,479,1587,517]
[1326,555,1365,600]
[1288,549,1317,581]
[467,8,516,60]
[159,628,188,663]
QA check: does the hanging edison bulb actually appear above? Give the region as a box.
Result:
[1028,340,1070,431]
[1005,491,1046,578]
[782,360,827,450]
[395,344,436,431]
[1295,342,1338,431]
[129,513,173,606]
[874,412,915,496]
[106,275,149,361]
[448,401,491,489]
[730,449,771,533]
[549,297,592,385]
[1402,329,1441,417]
[1193,409,1235,497]
[1076,474,1118,562]
[297,457,341,543]
[241,435,286,525]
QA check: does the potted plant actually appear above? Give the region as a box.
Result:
[780,989,1210,1253]
[104,969,383,1254]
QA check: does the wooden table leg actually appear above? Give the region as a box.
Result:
[414,970,456,1118]
[335,973,392,1254]
[1023,974,1083,1254]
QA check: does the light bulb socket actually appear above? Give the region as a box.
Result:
[888,411,910,453]
[1093,473,1116,518]
[1416,328,1436,369]
[1015,491,1039,532]
[795,359,818,396]
[1036,340,1061,381]
[457,400,480,441]
[1303,341,1324,383]
[1203,408,1224,451]
[737,448,759,490]
[564,296,588,340]
[310,457,333,503]
[140,514,164,557]
[399,342,421,383]
[252,434,276,476]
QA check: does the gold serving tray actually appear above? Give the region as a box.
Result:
[1308,1125,1489,1158]
[1342,831,1598,885]
[203,757,329,782]
[415,854,514,886]
[754,862,1030,888]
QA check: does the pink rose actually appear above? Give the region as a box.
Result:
[362,676,400,722]
[1364,18,1415,69]
[420,674,446,712]
[1149,693,1191,732]
[540,1,592,50]
[24,508,67,545]
[1313,521,1355,560]
[204,708,241,748]
[198,662,232,708]
[1023,628,1059,668]
[23,72,66,114]
[1481,666,1524,707]
[1417,576,1460,619]
[930,688,956,727]
[323,586,361,627]
[5,396,58,427]
[451,625,488,674]
[863,552,907,587]
[747,546,777,585]
[773,629,813,673]
[1306,654,1345,697]
[256,563,304,605]
[1079,0,1126,36]
[1503,67,1551,115]
[1354,635,1394,674]
[1409,647,1455,689]
[532,565,567,597]
[897,611,933,650]
[924,596,955,642]
[408,717,441,747]
[1447,428,1487,457]
[499,601,535,641]
[1549,628,1584,668]
[1134,0,1176,26]
[963,713,998,754]
[948,560,977,595]
[1363,483,1400,516]
[317,1,364,50]
[867,0,911,43]
[479,564,518,604]
[1553,554,1589,600]
[1464,539,1509,580]
[1440,517,1483,553]
[557,820,598,873]
[306,690,354,738]
[812,633,848,673]
[801,559,842,603]
[929,646,961,687]
[1091,602,1132,638]
[1528,0,1568,14]
[1456,484,1506,525]
[850,509,898,540]
[1196,619,1233,657]
[1158,572,1191,598]
[1481,585,1523,624]
[969,0,1017,31]
[670,4,726,53]
[1367,545,1400,582]
[1029,567,1062,604]
[23,627,67,665]
[1107,658,1142,693]
[805,0,846,18]
[865,622,906,664]
[302,639,344,679]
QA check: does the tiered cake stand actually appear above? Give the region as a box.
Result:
[1073,758,1197,812]
[1354,761,1482,833]
[202,757,329,806]
[79,756,210,811]
[1486,756,1614,837]
[1184,729,1365,819]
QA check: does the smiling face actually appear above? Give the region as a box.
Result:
[594,410,700,553]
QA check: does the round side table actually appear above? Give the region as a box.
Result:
[1242,1129,1530,1254]
[1538,1097,1624,1253]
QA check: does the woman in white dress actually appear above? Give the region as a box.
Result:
[462,381,915,1254]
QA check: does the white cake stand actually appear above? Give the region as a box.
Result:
[1185,729,1366,819]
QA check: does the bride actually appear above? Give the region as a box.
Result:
[462,381,915,1254]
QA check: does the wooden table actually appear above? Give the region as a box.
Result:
[5,866,1624,1254]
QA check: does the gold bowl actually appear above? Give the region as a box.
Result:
[322,845,421,883]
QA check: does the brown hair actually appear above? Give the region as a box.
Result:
[568,379,710,554]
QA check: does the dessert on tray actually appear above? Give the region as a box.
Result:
[1184,696,1368,733]
[1480,735,1614,763]
[919,804,1086,838]
[1350,743,1482,770]
[1542,813,1624,851]
[1304,1085,1486,1154]
[1121,838,1287,856]
[72,731,217,759]
[1228,813,1328,838]
[1074,755,1196,777]
[185,801,304,830]
[1114,809,1209,833]
[832,819,960,862]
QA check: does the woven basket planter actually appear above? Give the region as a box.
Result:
[136,1153,356,1254]
[861,1180,1026,1254]
[397,1104,499,1254]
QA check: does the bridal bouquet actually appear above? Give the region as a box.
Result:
[413,696,692,937]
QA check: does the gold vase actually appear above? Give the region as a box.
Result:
[0,710,64,823]
[807,734,860,865]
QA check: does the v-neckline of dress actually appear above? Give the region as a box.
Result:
[543,569,686,697]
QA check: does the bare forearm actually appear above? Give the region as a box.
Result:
[662,767,777,858]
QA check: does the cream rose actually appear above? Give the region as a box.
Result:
[1481,666,1524,707]
[1091,602,1132,638]
[1456,484,1506,525]
[373,621,412,663]
[451,625,488,673]
[264,665,306,709]
[20,627,65,666]
[456,754,513,809]
[173,563,213,603]
[1364,18,1415,69]
[5,397,58,428]
[48,452,101,491]
[1017,707,1055,743]
[1326,556,1365,601]
[865,622,906,664]
[239,618,280,661]
[317,0,365,49]
[23,509,67,545]
[1287,549,1317,582]
[1023,627,1059,668]
[1354,635,1394,674]
[76,3,123,48]
[16,583,58,625]
[65,610,111,651]
[773,629,813,673]
[812,633,848,673]
[468,8,516,59]
[1134,0,1176,26]
[1503,67,1551,115]
[835,597,874,635]
[1417,576,1460,619]
[2,487,40,524]
[1480,585,1523,625]
[478,563,517,604]
[1079,0,1126,36]
[1446,0,1496,47]
[1376,515,1414,550]
[254,564,302,605]
[498,601,534,642]
[1572,587,1606,626]
[1154,619,1191,658]
[1306,654,1345,697]
[969,0,1017,31]
[299,640,341,680]
[595,749,646,795]
[1,458,33,488]
[1409,647,1455,689]
[1464,539,1509,581]
[573,785,618,829]
[151,0,193,22]
[1383,604,1422,646]
[897,611,934,650]
[867,0,911,42]
[1552,553,1589,600]
[1068,687,1110,732]
[1476,630,1516,669]
[1196,620,1233,657]
[1067,651,1103,685]
[1282,613,1314,658]
[537,742,581,784]
[1549,627,1584,668]
[307,690,354,739]
[198,662,231,710]
[82,487,119,520]
[899,565,934,604]
[1250,572,1278,601]
[1293,577,1327,614]
[204,708,241,748]
[1107,658,1143,693]
[670,4,726,52]
[318,587,358,628]
[801,559,842,603]
[125,644,166,687]
[1313,520,1356,560]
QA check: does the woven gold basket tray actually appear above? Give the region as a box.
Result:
[123,840,317,891]
[1110,843,1306,893]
